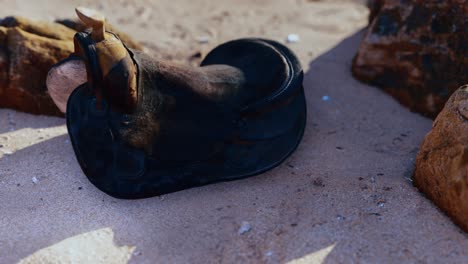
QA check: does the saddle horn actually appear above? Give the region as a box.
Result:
[75,7,106,42]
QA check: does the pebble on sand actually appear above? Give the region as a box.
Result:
[32,177,39,184]
[287,34,300,43]
[1,149,13,155]
[238,221,252,234]
[198,36,210,44]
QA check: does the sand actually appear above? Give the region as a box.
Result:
[0,0,467,263]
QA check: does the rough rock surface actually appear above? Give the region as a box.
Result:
[353,0,467,118]
[0,16,141,116]
[414,85,468,232]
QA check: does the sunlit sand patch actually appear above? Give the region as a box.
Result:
[18,228,135,264]
[286,243,336,264]
[0,126,67,158]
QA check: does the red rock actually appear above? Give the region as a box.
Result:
[0,27,8,92]
[367,0,384,23]
[414,85,468,232]
[0,23,73,116]
[353,0,468,118]
[1,16,75,40]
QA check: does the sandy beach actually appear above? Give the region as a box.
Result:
[0,0,467,263]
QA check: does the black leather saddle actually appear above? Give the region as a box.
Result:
[61,8,306,199]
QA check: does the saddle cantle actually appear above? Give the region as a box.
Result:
[54,8,307,199]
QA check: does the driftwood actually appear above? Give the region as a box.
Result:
[353,0,467,118]
[0,16,141,116]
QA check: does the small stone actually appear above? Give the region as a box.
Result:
[313,177,324,187]
[286,34,299,43]
[238,221,251,234]
[2,149,13,155]
[189,51,202,59]
[197,36,210,44]
[336,215,346,221]
[32,177,39,184]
